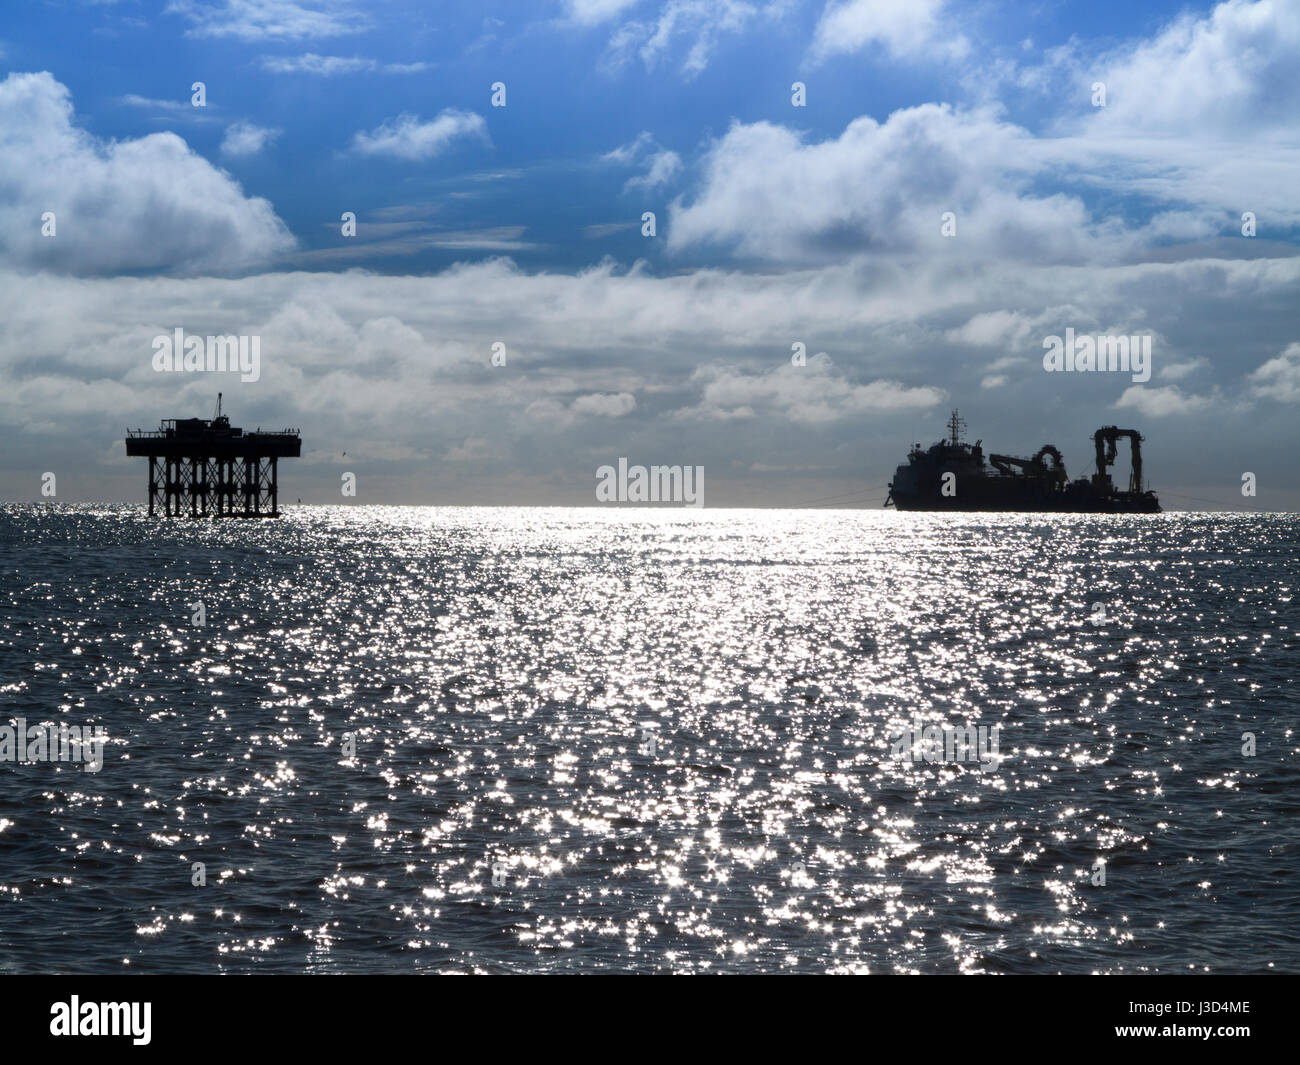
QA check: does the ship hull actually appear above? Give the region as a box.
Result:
[888,489,1161,513]
[887,464,1160,513]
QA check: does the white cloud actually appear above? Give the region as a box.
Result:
[979,356,1028,390]
[3,253,1299,502]
[811,0,968,62]
[603,131,682,191]
[1083,0,1300,138]
[286,226,533,265]
[564,0,642,26]
[602,0,777,78]
[524,398,576,429]
[666,2,1300,266]
[165,0,365,40]
[1248,342,1300,402]
[1115,385,1213,417]
[669,106,1111,263]
[1160,357,1209,382]
[947,311,1033,348]
[0,72,293,274]
[602,130,654,165]
[572,392,637,416]
[628,149,681,191]
[1028,1,1300,227]
[350,110,488,160]
[120,93,202,115]
[221,121,281,156]
[259,53,431,74]
[261,53,372,74]
[686,358,945,424]
[672,82,1300,265]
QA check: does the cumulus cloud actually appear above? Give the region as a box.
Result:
[221,121,281,156]
[1081,0,1300,138]
[603,131,683,191]
[685,358,946,424]
[563,0,642,26]
[671,105,1300,264]
[668,106,1114,263]
[810,0,968,62]
[1025,1,1300,228]
[628,150,681,191]
[1115,385,1213,417]
[350,110,488,160]
[1248,342,1300,403]
[673,2,1300,265]
[947,311,1034,348]
[2,252,1299,503]
[1160,357,1209,382]
[0,72,294,275]
[572,392,637,416]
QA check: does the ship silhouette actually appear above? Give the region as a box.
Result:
[885,410,1160,512]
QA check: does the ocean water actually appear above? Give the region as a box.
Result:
[0,505,1296,974]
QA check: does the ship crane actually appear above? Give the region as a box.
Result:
[988,445,1068,486]
[1092,427,1144,494]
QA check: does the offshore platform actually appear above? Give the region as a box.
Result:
[125,395,301,517]
[885,410,1160,512]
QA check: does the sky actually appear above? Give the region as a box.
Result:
[1,0,1297,508]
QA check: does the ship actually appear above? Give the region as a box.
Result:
[885,410,1160,512]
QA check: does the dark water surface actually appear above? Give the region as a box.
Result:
[1,505,1296,973]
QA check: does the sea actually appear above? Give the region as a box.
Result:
[0,505,1296,974]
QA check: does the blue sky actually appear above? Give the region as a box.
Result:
[18,0,1221,273]
[1,0,1298,506]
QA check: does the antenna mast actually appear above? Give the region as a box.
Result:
[947,409,965,446]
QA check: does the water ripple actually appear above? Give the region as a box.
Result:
[0,506,1295,973]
